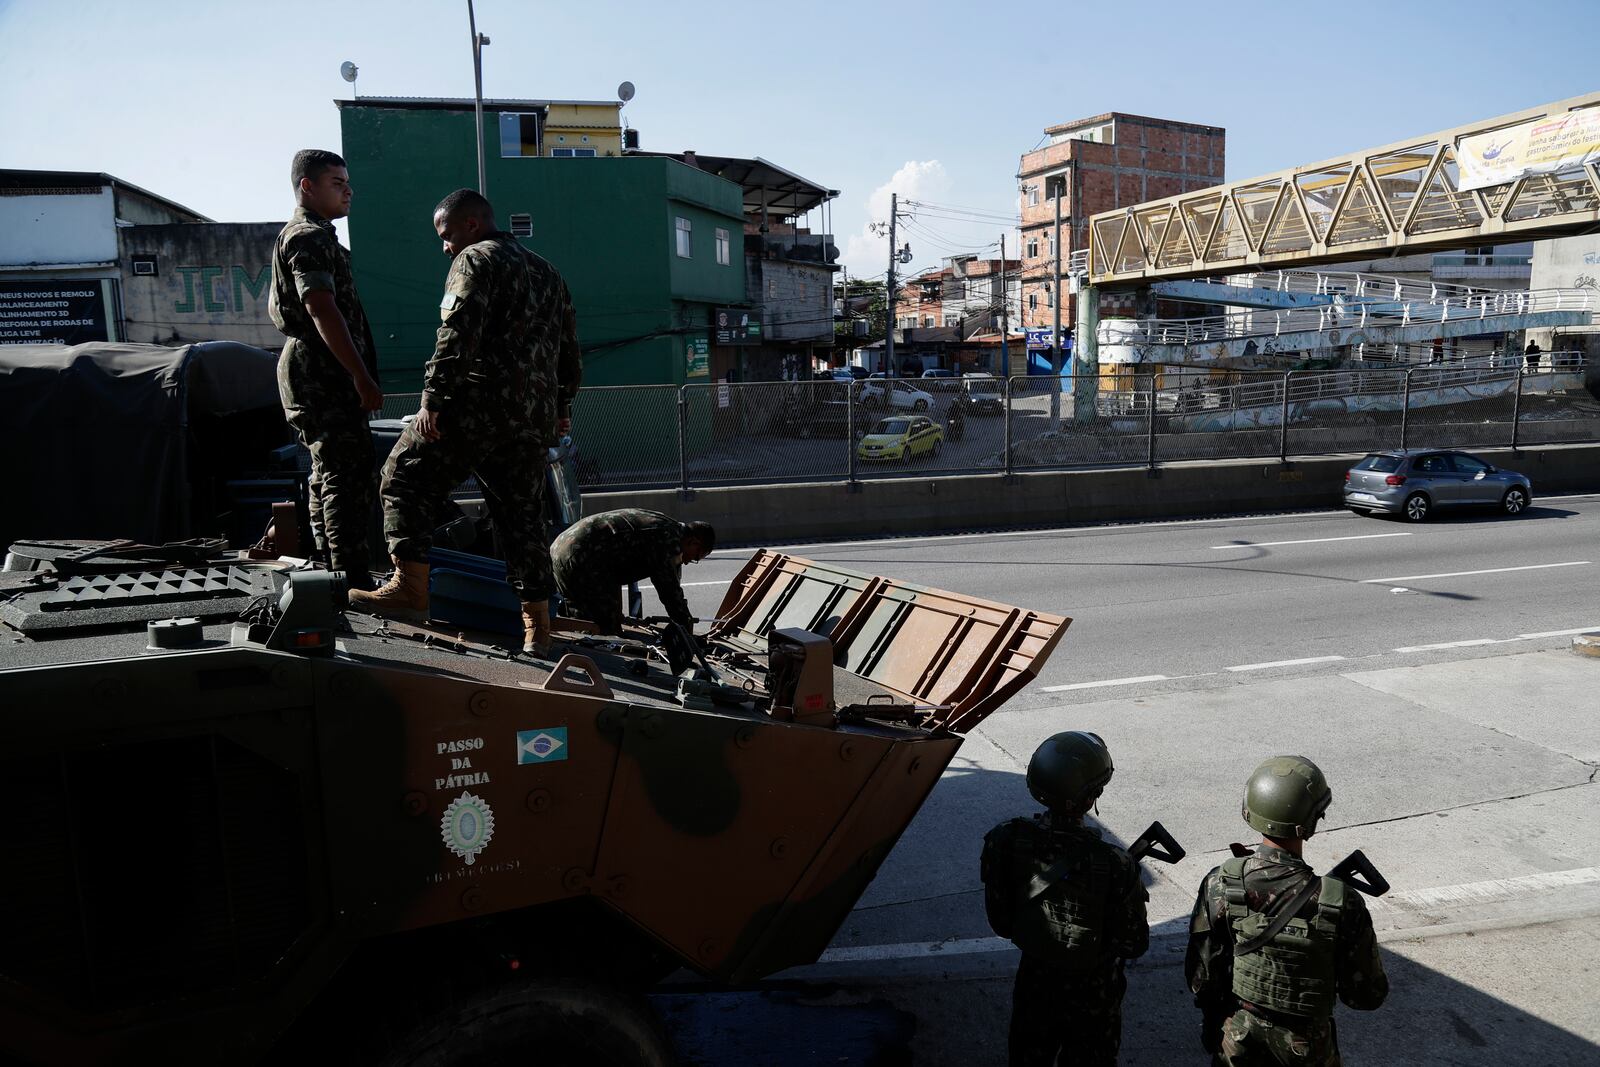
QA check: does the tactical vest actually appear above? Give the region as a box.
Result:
[1220,856,1345,1018]
[1007,823,1117,966]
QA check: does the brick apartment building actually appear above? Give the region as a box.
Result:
[1017,113,1225,337]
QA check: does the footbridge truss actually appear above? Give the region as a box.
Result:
[1085,92,1600,285]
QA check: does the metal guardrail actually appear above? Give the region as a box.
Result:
[377,365,1600,492]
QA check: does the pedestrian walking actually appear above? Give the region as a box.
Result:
[349,189,582,655]
[267,149,383,588]
[1524,339,1543,371]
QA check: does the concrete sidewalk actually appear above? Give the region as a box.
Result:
[794,647,1600,1065]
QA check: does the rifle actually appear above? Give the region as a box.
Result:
[1128,821,1185,864]
[1228,843,1390,896]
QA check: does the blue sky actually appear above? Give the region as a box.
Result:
[2,0,1595,279]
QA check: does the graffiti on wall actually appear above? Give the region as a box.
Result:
[172,265,271,314]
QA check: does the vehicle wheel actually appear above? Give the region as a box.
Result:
[1403,492,1431,523]
[913,400,929,412]
[379,980,674,1067]
[931,438,942,457]
[1500,486,1530,516]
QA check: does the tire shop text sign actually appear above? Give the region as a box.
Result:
[0,280,112,345]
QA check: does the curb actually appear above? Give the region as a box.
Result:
[1573,632,1600,658]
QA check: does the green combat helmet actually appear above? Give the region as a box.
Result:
[1242,755,1332,839]
[1027,731,1114,812]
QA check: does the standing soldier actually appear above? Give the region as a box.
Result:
[1185,756,1388,1065]
[349,189,582,655]
[268,149,383,589]
[550,509,715,636]
[980,731,1149,1067]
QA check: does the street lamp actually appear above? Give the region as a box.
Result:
[467,0,490,195]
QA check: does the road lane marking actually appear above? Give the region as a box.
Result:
[1518,626,1600,639]
[1225,656,1345,672]
[681,580,733,587]
[1360,561,1591,584]
[1378,865,1600,911]
[1393,638,1506,653]
[1212,533,1412,550]
[1039,674,1168,693]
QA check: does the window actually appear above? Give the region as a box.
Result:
[1028,293,1038,311]
[1026,238,1038,258]
[499,112,542,157]
[1045,285,1054,309]
[1354,454,1401,472]
[509,213,533,237]
[715,227,731,265]
[1415,454,1451,473]
[550,147,597,158]
[1026,185,1039,207]
[1450,453,1490,474]
[675,216,692,258]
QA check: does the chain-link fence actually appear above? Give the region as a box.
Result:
[1010,375,1149,468]
[371,363,1597,492]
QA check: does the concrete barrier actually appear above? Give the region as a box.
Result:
[572,442,1600,545]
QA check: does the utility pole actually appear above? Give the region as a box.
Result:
[999,233,1009,376]
[1050,179,1064,423]
[467,0,489,195]
[884,192,899,378]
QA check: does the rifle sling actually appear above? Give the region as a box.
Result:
[1233,874,1323,956]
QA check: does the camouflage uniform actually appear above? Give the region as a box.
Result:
[378,233,580,600]
[550,509,693,632]
[1185,845,1388,1066]
[981,814,1149,1066]
[268,205,379,575]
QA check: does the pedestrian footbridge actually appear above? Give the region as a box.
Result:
[1085,92,1600,285]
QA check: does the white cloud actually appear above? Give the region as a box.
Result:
[840,159,952,279]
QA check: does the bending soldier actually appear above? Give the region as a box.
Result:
[1185,756,1389,1065]
[349,189,582,655]
[550,509,714,635]
[267,149,383,588]
[981,732,1149,1067]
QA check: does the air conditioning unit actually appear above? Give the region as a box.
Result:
[131,255,158,277]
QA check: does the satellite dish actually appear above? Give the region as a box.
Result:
[617,81,635,103]
[340,61,359,83]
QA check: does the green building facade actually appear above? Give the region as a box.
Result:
[336,99,748,393]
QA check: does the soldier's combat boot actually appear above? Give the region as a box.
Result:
[347,557,429,621]
[522,599,552,656]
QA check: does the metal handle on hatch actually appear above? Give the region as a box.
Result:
[541,653,615,699]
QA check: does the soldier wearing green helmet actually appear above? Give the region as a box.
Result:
[1185,756,1389,1065]
[981,732,1149,1066]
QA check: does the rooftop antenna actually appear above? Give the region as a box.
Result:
[617,80,636,104]
[339,60,358,98]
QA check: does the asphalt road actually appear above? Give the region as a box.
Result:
[663,491,1600,700]
[643,497,1600,1063]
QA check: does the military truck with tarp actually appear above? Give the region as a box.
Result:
[0,538,1068,1065]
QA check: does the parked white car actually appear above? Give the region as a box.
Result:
[859,379,934,411]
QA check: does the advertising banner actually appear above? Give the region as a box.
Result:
[0,279,114,345]
[1457,108,1600,192]
[685,335,710,377]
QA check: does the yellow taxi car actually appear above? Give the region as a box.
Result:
[856,415,944,463]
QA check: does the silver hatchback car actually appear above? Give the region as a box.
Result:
[1343,449,1532,522]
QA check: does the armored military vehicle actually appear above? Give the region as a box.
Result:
[0,539,1067,1065]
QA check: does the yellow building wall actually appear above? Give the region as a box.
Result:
[543,103,623,157]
